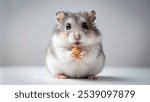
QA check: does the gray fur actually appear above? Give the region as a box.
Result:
[46,10,105,78]
[54,11,101,36]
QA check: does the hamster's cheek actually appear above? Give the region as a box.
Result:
[84,31,97,44]
[79,36,86,43]
[52,34,67,46]
[82,36,96,46]
[68,33,75,43]
[59,32,68,39]
[87,31,96,38]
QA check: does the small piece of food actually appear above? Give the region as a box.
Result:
[72,47,82,60]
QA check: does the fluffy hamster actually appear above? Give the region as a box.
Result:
[46,10,105,79]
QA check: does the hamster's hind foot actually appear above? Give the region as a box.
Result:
[88,75,97,80]
[56,74,68,79]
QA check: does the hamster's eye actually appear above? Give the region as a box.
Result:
[66,23,71,30]
[82,22,88,29]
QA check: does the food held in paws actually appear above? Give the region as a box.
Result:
[71,47,81,60]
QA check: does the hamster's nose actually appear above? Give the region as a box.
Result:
[74,34,80,40]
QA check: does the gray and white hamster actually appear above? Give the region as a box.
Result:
[46,10,105,79]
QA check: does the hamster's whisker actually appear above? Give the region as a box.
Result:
[46,10,105,79]
[80,32,84,36]
[80,31,86,36]
[87,40,100,51]
[88,41,99,54]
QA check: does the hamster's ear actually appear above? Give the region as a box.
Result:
[56,11,66,24]
[88,10,96,22]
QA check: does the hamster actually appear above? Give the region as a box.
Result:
[46,10,105,79]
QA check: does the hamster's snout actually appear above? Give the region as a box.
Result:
[73,34,81,46]
[74,34,80,41]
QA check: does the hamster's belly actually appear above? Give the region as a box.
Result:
[47,53,105,78]
[59,62,92,78]
[54,60,101,78]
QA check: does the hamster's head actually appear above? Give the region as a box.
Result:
[53,10,101,47]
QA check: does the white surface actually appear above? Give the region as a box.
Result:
[0,67,150,85]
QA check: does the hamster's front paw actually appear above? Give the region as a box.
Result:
[71,52,85,62]
[75,51,86,62]
[71,48,86,62]
[80,51,86,59]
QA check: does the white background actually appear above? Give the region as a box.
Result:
[1,0,150,67]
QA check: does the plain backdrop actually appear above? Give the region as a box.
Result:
[0,0,150,67]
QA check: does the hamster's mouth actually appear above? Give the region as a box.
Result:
[73,42,81,47]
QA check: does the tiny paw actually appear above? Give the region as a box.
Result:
[70,52,80,61]
[88,75,97,80]
[79,51,86,59]
[56,74,68,79]
[72,51,86,62]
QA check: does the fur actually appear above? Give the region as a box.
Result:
[46,10,105,78]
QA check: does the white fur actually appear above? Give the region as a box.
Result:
[46,33,105,78]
